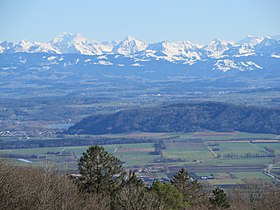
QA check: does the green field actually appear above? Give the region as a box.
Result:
[1,131,279,185]
[232,132,278,139]
[231,172,275,182]
[164,142,214,160]
[196,171,275,185]
[201,157,272,167]
[254,143,280,153]
[214,142,267,156]
[0,143,158,168]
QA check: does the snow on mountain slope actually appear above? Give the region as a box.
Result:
[226,36,264,56]
[99,41,117,53]
[13,40,60,54]
[113,36,147,56]
[203,39,234,58]
[0,41,13,53]
[254,37,280,55]
[28,42,60,54]
[223,44,255,57]
[237,35,263,46]
[13,40,33,52]
[146,41,201,63]
[214,59,262,72]
[51,33,105,55]
[1,33,280,72]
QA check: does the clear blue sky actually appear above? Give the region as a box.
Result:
[0,0,279,44]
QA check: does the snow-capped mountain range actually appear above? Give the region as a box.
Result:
[0,33,280,72]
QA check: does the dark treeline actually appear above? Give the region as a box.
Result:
[0,137,153,150]
[68,101,280,135]
[2,145,280,210]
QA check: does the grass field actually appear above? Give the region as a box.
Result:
[231,172,274,182]
[164,142,214,160]
[201,158,273,167]
[111,143,157,166]
[196,171,274,185]
[254,143,280,153]
[0,143,157,168]
[0,147,66,155]
[215,142,268,156]
[232,132,278,139]
[101,132,170,139]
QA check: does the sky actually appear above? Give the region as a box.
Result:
[0,0,279,44]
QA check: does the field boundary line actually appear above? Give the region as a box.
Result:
[208,146,217,158]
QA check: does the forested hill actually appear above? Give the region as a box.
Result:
[68,102,280,135]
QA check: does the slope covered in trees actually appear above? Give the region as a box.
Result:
[68,102,280,135]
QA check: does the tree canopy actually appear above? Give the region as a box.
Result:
[69,102,280,135]
[78,145,125,195]
[209,187,231,209]
[171,168,205,207]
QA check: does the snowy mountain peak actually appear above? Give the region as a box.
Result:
[145,40,201,62]
[29,42,60,54]
[113,36,148,55]
[258,37,275,47]
[210,39,232,46]
[52,33,72,43]
[51,33,89,45]
[203,39,233,58]
[0,34,280,71]
[123,35,138,42]
[0,41,14,53]
[253,36,280,55]
[237,35,263,46]
[237,35,263,45]
[13,40,33,52]
[50,33,103,55]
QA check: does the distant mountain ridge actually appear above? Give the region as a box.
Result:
[1,33,280,72]
[67,102,280,135]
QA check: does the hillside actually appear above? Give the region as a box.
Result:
[68,102,280,135]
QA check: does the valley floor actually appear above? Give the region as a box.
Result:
[1,131,280,187]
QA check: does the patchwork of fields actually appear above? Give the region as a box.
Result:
[1,131,280,186]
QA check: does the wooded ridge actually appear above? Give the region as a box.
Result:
[68,102,280,135]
